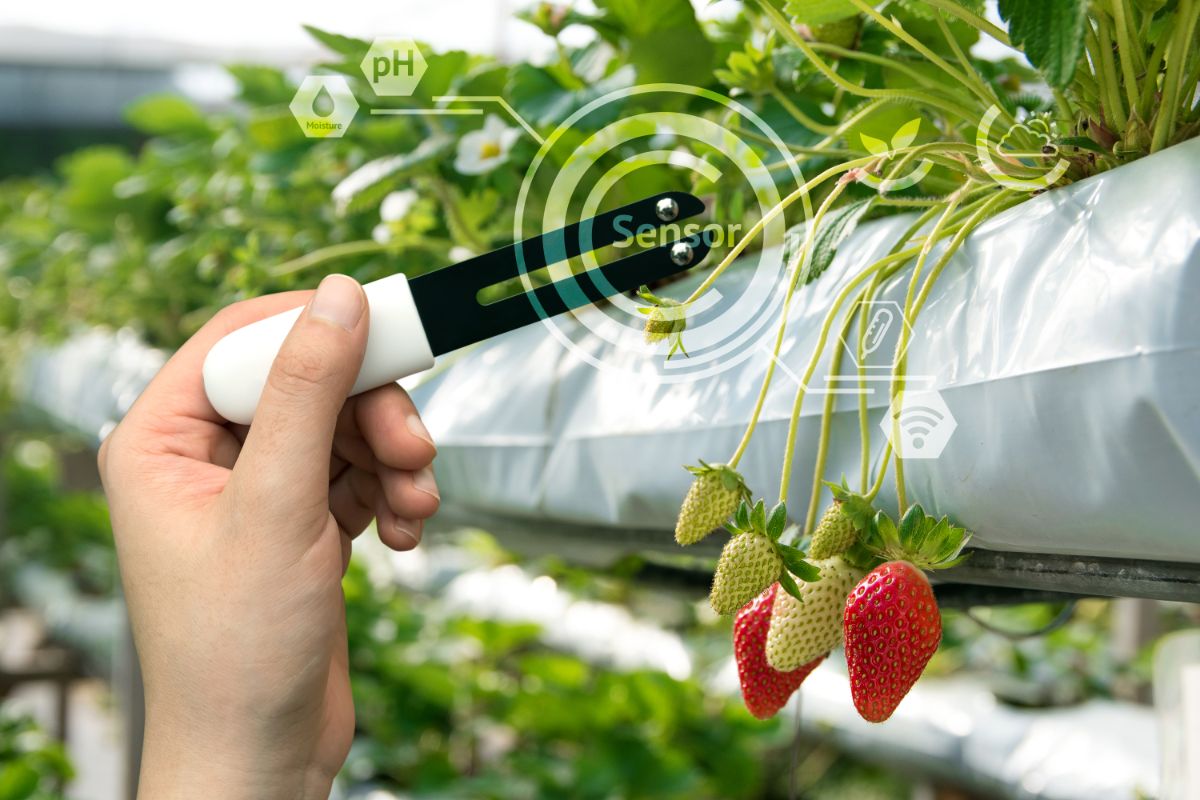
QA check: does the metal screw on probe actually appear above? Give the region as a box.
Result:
[655,197,680,222]
[669,241,694,267]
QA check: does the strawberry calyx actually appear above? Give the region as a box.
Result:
[685,460,750,500]
[727,499,821,604]
[868,505,971,571]
[819,480,971,572]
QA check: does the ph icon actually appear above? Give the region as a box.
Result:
[360,38,427,96]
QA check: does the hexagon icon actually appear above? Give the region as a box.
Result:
[360,38,426,97]
[880,389,957,460]
[290,75,359,138]
[838,299,913,369]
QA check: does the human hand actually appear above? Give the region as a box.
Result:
[98,275,439,800]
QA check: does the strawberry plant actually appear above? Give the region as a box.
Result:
[659,0,1198,719]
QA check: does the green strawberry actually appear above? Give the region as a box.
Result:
[711,530,782,615]
[765,555,864,671]
[809,480,879,559]
[706,499,819,616]
[675,461,749,545]
[808,503,856,559]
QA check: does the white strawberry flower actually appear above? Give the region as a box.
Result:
[380,189,419,223]
[454,114,520,176]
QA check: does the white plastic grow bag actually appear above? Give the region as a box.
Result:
[411,138,1200,563]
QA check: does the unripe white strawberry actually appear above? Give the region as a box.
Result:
[766,555,864,671]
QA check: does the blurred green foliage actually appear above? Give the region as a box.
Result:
[0,714,72,800]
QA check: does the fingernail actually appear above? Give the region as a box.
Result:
[413,466,439,500]
[309,274,364,331]
[407,414,435,448]
[394,517,422,547]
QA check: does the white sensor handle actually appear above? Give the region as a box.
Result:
[202,274,435,425]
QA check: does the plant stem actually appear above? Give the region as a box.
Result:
[920,0,1012,46]
[685,156,882,306]
[1137,23,1172,118]
[856,207,940,491]
[774,245,922,503]
[268,237,403,275]
[1151,0,1197,151]
[1109,0,1143,114]
[804,297,850,534]
[770,87,840,136]
[729,181,851,467]
[755,0,978,124]
[848,0,1006,119]
[887,194,964,512]
[1093,16,1128,129]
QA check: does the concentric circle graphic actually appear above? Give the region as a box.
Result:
[513,83,810,383]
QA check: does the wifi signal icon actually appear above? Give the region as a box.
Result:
[881,389,957,459]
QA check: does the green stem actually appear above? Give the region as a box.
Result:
[1093,15,1128,129]
[888,194,965,512]
[1109,0,1143,114]
[933,12,1008,120]
[729,181,851,467]
[775,245,922,504]
[804,297,850,534]
[755,0,978,124]
[1152,0,1197,151]
[1137,23,1172,119]
[269,238,449,277]
[920,0,1012,46]
[770,87,840,135]
[684,156,883,306]
[847,0,1005,119]
[865,442,892,502]
[856,207,941,491]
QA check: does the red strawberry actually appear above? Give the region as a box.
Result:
[843,561,940,722]
[841,505,969,723]
[734,583,825,719]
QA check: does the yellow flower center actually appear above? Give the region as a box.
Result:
[479,141,502,159]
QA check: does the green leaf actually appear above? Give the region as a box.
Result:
[124,94,208,137]
[804,198,873,284]
[766,502,788,541]
[1057,135,1110,154]
[226,64,295,106]
[0,762,38,800]
[593,0,715,83]
[302,25,370,58]
[778,570,805,602]
[784,0,859,25]
[997,0,1088,89]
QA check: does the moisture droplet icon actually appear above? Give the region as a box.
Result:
[312,84,336,117]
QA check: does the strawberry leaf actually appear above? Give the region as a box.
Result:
[778,570,804,602]
[766,502,788,541]
[997,0,1088,89]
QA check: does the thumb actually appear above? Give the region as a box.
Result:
[233,274,368,509]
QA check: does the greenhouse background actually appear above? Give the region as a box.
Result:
[1,0,1198,799]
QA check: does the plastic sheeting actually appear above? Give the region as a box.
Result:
[412,138,1200,564]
